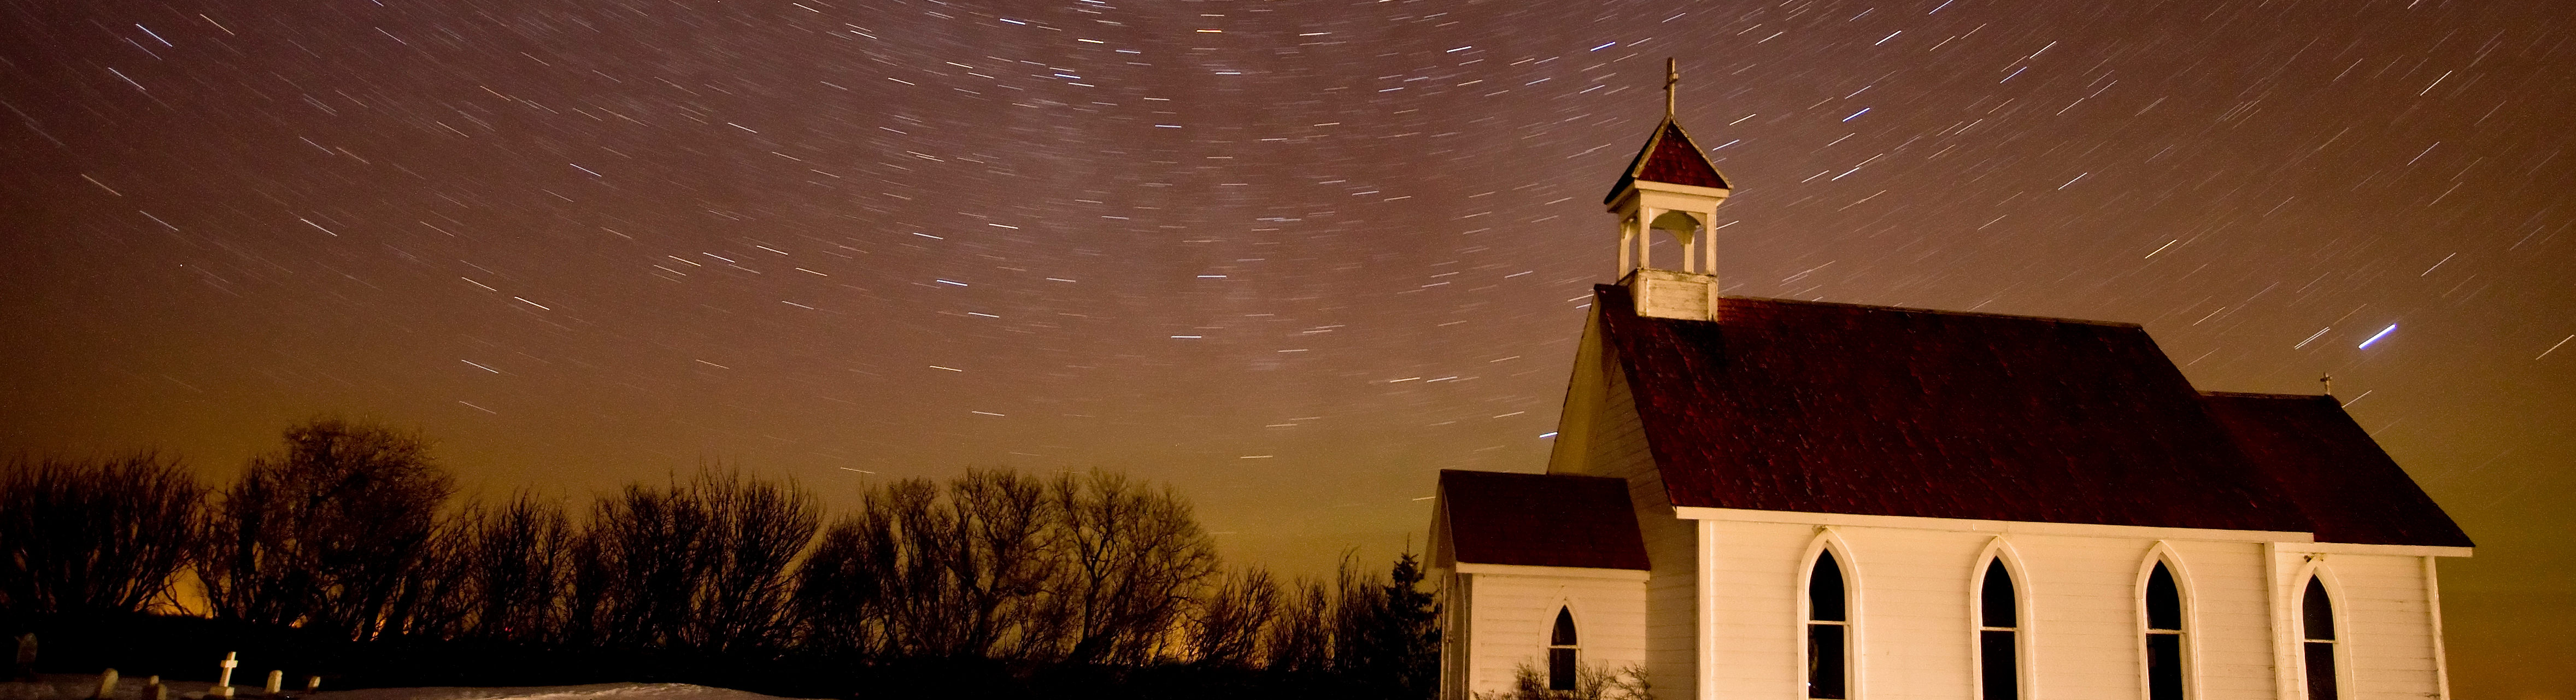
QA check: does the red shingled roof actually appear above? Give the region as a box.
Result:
[1440,470,1650,570]
[1603,119,1730,204]
[2202,392,2473,547]
[1592,284,2326,534]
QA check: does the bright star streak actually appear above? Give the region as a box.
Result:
[2358,324,2398,349]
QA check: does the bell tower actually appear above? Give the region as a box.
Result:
[1603,59,1731,322]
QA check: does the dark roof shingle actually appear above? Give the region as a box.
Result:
[1594,284,2321,533]
[1603,120,1729,204]
[1441,470,1650,570]
[2202,392,2473,547]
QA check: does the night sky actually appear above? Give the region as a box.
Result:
[4,0,2571,693]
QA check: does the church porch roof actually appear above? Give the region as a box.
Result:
[1439,469,1651,570]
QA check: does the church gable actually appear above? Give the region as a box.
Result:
[1589,283,2319,534]
[1547,309,1662,487]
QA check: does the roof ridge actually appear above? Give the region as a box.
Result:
[1438,467,1620,478]
[2202,391,2336,401]
[1714,293,2146,328]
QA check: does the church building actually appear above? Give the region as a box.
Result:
[1429,65,2474,700]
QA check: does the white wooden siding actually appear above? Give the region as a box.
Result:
[2275,552,2441,700]
[1837,528,1984,700]
[1441,570,1474,700]
[1461,572,1650,696]
[2168,539,2278,700]
[1690,523,2366,700]
[1441,508,2464,700]
[1704,521,1810,699]
[2023,534,2163,700]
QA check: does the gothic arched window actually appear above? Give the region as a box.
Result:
[1549,606,1579,691]
[1978,558,2020,700]
[2302,577,2339,700]
[2144,561,2187,700]
[1808,550,1850,699]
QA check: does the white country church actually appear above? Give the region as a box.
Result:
[1429,68,2474,700]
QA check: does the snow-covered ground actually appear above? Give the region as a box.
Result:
[7,678,804,700]
[308,684,801,700]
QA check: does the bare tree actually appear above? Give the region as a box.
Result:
[942,468,1061,658]
[202,419,454,640]
[0,453,205,614]
[1189,566,1282,668]
[561,521,614,647]
[1476,661,1650,700]
[1255,553,1375,675]
[375,516,477,639]
[1052,470,1219,664]
[796,477,972,658]
[1331,554,1377,669]
[1264,575,1336,674]
[585,477,711,648]
[797,470,1059,660]
[791,499,889,655]
[580,468,817,654]
[794,467,1232,666]
[690,469,820,654]
[459,494,572,643]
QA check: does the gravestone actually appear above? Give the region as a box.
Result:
[209,654,236,699]
[10,634,33,683]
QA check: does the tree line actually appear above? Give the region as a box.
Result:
[0,418,1437,697]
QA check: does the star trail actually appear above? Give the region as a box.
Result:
[2,0,2571,693]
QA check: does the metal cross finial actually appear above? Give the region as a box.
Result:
[1664,58,1679,119]
[2320,372,2333,396]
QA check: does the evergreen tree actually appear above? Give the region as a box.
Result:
[1382,552,1442,697]
[1345,552,1442,698]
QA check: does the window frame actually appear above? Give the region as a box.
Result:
[2137,545,2199,700]
[2292,564,2352,700]
[1547,604,1580,691]
[1798,530,1861,700]
[1970,538,2032,700]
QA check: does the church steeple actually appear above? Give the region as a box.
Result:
[1604,58,1732,321]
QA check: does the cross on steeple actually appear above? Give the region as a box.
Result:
[1664,58,1679,119]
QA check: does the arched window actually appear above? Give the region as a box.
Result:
[1549,606,1579,691]
[2144,562,2186,700]
[2302,577,2339,700]
[1978,558,2019,700]
[1808,551,1850,699]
